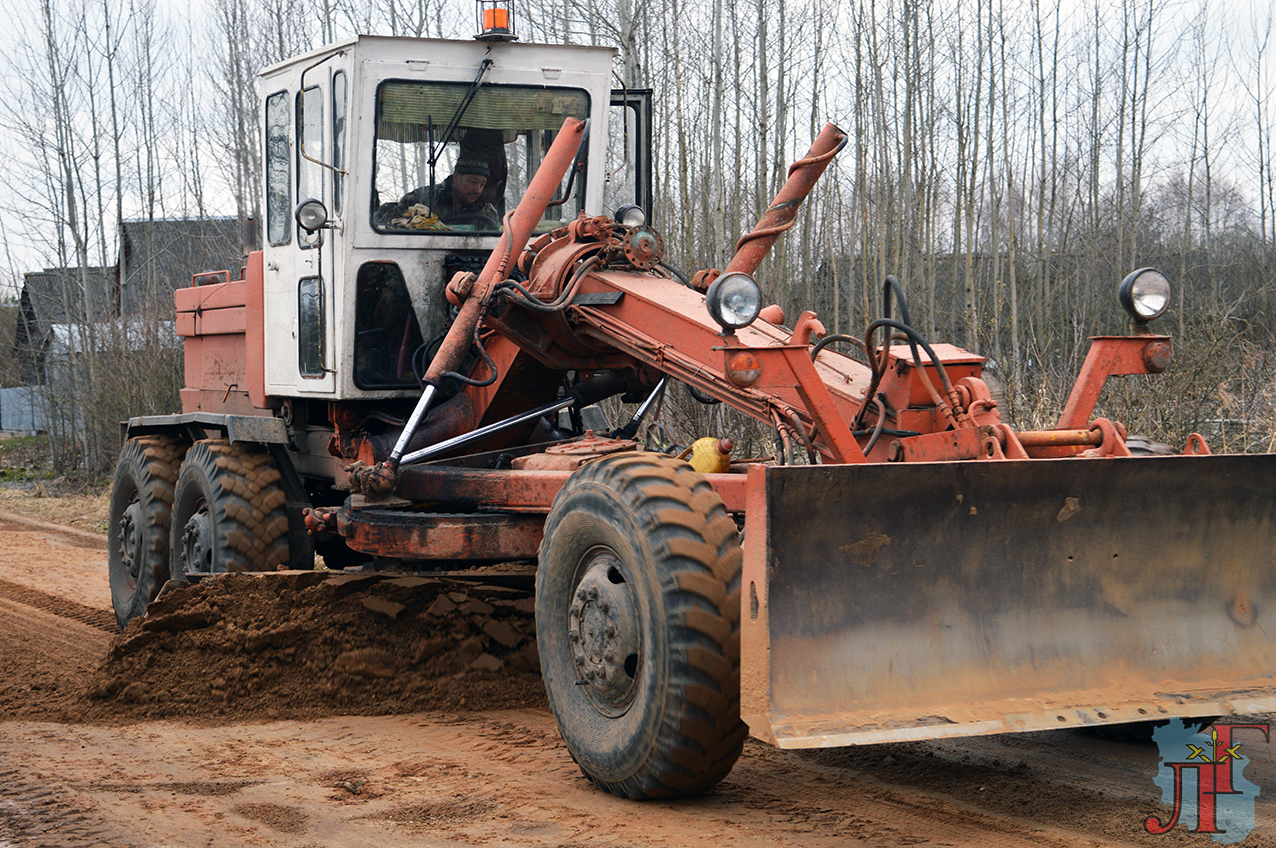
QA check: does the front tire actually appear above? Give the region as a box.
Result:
[108,436,187,630]
[536,453,746,799]
[169,439,290,578]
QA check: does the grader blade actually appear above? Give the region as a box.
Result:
[740,454,1276,747]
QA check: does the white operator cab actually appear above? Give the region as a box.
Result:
[258,34,653,402]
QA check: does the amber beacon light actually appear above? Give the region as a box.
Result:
[477,0,517,41]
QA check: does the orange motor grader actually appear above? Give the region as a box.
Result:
[109,33,1276,802]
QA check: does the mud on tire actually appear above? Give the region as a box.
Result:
[109,436,187,630]
[536,452,747,799]
[170,439,290,578]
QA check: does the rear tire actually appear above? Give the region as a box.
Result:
[169,439,290,578]
[536,453,747,799]
[108,436,187,630]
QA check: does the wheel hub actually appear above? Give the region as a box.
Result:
[180,505,213,575]
[568,550,641,715]
[118,499,143,581]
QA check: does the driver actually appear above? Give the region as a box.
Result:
[399,156,499,226]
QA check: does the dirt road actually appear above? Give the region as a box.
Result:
[2,507,1275,847]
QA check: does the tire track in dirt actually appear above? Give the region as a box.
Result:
[373,711,1095,847]
[0,510,107,549]
[4,507,1271,846]
[0,767,137,848]
[0,577,117,632]
[0,509,112,613]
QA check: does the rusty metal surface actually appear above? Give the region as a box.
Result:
[741,453,1276,748]
[882,343,986,410]
[510,453,593,472]
[392,460,748,513]
[723,123,846,277]
[510,435,638,471]
[564,283,873,462]
[338,509,544,561]
[124,412,287,444]
[892,427,993,463]
[1058,336,1172,428]
[1016,429,1103,448]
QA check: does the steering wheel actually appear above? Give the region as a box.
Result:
[440,211,502,230]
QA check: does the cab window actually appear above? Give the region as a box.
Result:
[333,72,347,212]
[354,263,424,389]
[298,276,325,377]
[296,85,324,245]
[265,91,291,246]
[372,81,590,234]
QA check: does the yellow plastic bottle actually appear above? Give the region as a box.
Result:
[678,437,735,474]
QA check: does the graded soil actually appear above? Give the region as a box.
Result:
[4,502,1276,847]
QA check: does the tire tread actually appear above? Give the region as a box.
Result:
[108,435,187,629]
[538,453,745,800]
[173,439,290,575]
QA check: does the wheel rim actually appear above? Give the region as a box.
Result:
[569,548,642,717]
[117,497,143,582]
[180,503,213,575]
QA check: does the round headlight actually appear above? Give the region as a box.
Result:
[295,198,329,232]
[706,272,762,331]
[614,204,646,227]
[1118,267,1171,322]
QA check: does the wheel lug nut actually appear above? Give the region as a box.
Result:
[576,588,588,601]
[600,601,610,613]
[588,586,599,599]
[604,651,615,662]
[606,623,617,637]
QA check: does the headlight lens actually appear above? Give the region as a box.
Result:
[614,204,646,227]
[295,198,329,232]
[1118,268,1171,321]
[706,272,762,331]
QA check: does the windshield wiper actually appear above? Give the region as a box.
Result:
[428,57,494,187]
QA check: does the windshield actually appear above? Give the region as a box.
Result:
[372,81,590,234]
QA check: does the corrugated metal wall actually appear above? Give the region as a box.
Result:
[0,387,44,433]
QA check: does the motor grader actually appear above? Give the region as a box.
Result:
[109,21,1276,801]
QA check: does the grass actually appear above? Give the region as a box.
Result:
[0,435,55,483]
[0,435,109,535]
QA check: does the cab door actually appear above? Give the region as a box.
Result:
[261,76,338,396]
[607,89,653,220]
[293,79,336,393]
